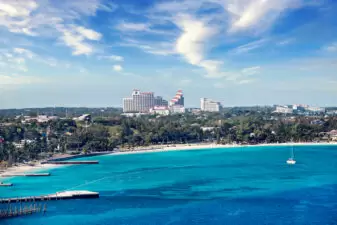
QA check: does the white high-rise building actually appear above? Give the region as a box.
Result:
[123,90,165,113]
[274,106,293,114]
[200,98,221,112]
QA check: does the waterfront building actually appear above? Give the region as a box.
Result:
[200,98,222,112]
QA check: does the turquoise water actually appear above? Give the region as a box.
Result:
[1,145,337,224]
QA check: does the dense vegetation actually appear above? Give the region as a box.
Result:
[1,108,337,166]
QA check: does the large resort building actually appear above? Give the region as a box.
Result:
[123,90,168,113]
[200,98,222,112]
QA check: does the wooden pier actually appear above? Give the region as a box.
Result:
[0,191,99,204]
[0,202,47,219]
[0,173,50,177]
[41,161,99,165]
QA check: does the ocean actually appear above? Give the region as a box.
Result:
[1,145,337,224]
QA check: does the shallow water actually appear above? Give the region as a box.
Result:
[1,145,337,224]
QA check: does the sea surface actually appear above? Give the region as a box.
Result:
[1,145,337,224]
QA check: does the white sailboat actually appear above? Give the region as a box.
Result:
[286,145,296,165]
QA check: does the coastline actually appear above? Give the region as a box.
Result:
[1,142,337,179]
[110,142,337,155]
[0,162,61,182]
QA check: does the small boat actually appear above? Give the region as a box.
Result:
[286,145,296,165]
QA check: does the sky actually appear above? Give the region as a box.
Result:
[0,0,337,109]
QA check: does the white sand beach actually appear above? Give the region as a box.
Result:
[111,142,337,155]
[0,162,61,181]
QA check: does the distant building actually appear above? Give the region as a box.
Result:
[169,90,184,106]
[13,139,35,149]
[168,90,185,113]
[154,96,168,107]
[307,106,325,113]
[274,106,293,114]
[170,105,185,114]
[121,113,147,117]
[74,114,91,121]
[22,115,58,123]
[123,89,167,113]
[150,106,170,116]
[200,98,222,112]
[201,127,215,132]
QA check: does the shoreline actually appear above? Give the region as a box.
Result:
[1,142,337,179]
[0,162,61,182]
[110,142,337,155]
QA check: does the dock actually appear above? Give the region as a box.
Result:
[41,161,98,165]
[0,202,47,219]
[0,173,50,177]
[0,190,99,204]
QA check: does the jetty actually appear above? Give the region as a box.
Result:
[0,183,13,187]
[0,190,99,204]
[0,173,50,178]
[41,161,98,165]
[0,202,47,219]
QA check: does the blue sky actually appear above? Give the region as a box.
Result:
[0,0,337,109]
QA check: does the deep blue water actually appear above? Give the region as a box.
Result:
[1,145,337,224]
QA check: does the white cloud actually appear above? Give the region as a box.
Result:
[238,79,255,84]
[113,65,123,72]
[109,55,124,61]
[277,38,294,46]
[223,0,303,33]
[76,26,101,40]
[175,14,222,75]
[323,42,337,52]
[13,48,35,58]
[9,57,25,64]
[98,2,118,12]
[116,22,149,31]
[58,25,102,55]
[0,0,37,17]
[230,39,268,54]
[0,0,104,55]
[98,55,124,61]
[0,0,39,36]
[241,66,261,75]
[175,15,217,65]
[120,38,176,56]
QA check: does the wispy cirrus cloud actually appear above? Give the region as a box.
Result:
[116,22,149,32]
[57,25,102,55]
[229,39,268,54]
[98,55,124,62]
[0,0,107,56]
[323,42,337,52]
[241,66,261,75]
[13,48,35,58]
